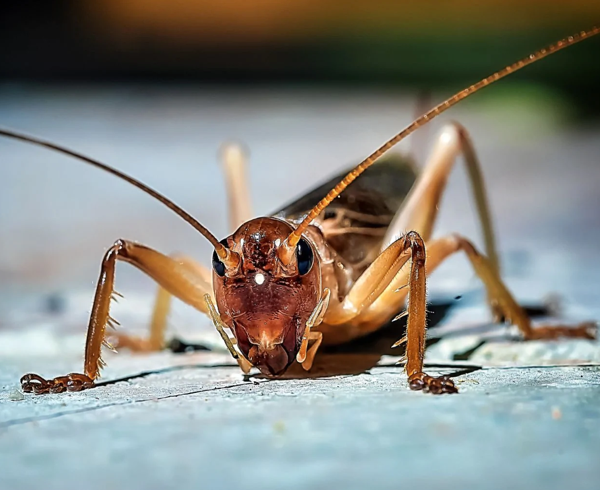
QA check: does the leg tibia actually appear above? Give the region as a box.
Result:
[220,142,253,232]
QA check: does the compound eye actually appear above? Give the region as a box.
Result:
[212,238,230,277]
[296,238,314,276]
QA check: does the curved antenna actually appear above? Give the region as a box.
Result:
[283,26,600,253]
[0,128,237,264]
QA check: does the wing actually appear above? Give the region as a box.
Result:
[272,153,417,222]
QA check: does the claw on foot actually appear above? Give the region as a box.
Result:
[408,372,458,394]
[21,373,94,395]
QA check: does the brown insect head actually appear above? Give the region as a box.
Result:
[212,217,321,376]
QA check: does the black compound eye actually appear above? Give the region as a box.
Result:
[296,238,314,276]
[212,238,230,277]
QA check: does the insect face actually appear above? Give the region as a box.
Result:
[212,217,321,375]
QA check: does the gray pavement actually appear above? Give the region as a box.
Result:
[1,357,599,490]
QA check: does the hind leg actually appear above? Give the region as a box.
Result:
[382,122,587,324]
[361,235,596,341]
[220,142,253,232]
[115,142,253,353]
[383,122,498,269]
[326,233,594,393]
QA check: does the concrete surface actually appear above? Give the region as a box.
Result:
[1,357,599,490]
[1,86,600,490]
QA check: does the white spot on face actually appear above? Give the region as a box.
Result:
[274,238,281,247]
[255,273,265,285]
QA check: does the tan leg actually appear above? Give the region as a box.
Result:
[361,235,597,341]
[21,240,214,394]
[323,235,412,326]
[320,231,457,393]
[204,294,253,374]
[383,122,499,276]
[296,289,330,369]
[113,255,212,353]
[220,142,253,232]
[301,331,323,371]
[422,236,596,341]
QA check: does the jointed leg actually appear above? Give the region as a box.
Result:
[361,234,596,342]
[383,122,499,275]
[381,122,585,325]
[113,141,253,353]
[220,142,253,232]
[421,236,596,340]
[321,231,457,393]
[396,234,457,393]
[21,240,214,394]
[113,256,212,353]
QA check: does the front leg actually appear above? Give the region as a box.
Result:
[397,233,458,394]
[322,232,458,394]
[21,239,213,394]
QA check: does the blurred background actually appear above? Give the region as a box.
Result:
[1,1,599,111]
[0,1,599,107]
[0,1,599,334]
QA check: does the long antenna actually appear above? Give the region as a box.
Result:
[0,128,236,263]
[284,26,600,250]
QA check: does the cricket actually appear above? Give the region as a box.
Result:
[2,27,598,395]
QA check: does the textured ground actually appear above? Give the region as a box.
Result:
[1,87,599,490]
[1,358,599,490]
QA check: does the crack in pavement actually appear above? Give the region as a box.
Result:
[0,380,264,429]
[4,364,593,429]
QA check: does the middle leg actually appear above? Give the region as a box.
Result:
[112,255,212,353]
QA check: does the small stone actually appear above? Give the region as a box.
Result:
[9,389,25,401]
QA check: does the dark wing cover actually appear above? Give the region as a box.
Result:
[272,153,417,223]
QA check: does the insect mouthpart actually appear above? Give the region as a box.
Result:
[247,343,290,376]
[232,316,300,376]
